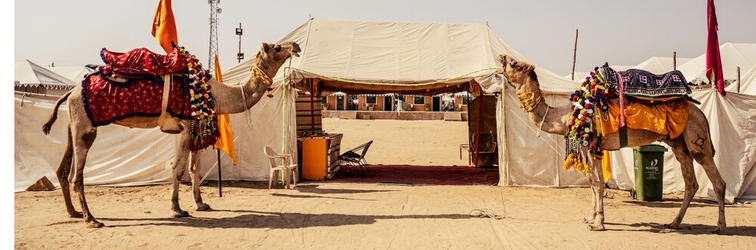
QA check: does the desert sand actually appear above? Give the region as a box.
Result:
[14,118,756,249]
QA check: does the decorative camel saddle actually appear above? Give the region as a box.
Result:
[563,65,693,172]
[82,45,219,152]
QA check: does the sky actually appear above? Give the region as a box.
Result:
[13,0,756,77]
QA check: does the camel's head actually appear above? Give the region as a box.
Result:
[256,41,301,67]
[498,54,536,91]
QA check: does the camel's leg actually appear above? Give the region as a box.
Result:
[189,152,210,211]
[680,118,726,233]
[664,137,698,230]
[586,156,606,231]
[672,110,727,233]
[56,126,82,218]
[170,130,191,218]
[583,174,597,224]
[70,125,103,228]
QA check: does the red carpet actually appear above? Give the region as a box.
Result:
[328,164,499,186]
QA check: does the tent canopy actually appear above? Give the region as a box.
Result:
[225,18,581,96]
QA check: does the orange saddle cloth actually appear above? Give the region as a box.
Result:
[595,98,690,139]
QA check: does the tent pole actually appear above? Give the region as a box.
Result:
[310,80,315,135]
[571,29,579,81]
[673,51,677,70]
[737,66,741,93]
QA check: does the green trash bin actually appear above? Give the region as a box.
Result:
[633,144,668,201]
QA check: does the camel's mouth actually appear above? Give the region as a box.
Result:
[289,43,301,58]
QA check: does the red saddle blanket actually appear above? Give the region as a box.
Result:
[82,47,193,126]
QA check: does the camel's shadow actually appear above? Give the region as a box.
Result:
[97,209,474,230]
[604,221,756,236]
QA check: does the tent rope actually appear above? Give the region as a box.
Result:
[505,91,562,154]
[469,208,506,220]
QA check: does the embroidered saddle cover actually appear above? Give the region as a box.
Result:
[600,65,692,102]
[82,47,193,127]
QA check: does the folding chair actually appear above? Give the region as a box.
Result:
[338,140,373,175]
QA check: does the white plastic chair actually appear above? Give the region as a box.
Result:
[263,146,298,189]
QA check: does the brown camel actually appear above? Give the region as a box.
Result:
[41,41,300,228]
[498,54,727,233]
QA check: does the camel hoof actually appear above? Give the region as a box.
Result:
[588,224,606,231]
[171,210,190,218]
[196,203,210,211]
[68,211,83,218]
[85,220,104,228]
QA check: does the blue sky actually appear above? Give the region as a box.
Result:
[13,0,756,77]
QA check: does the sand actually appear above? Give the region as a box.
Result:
[14,118,756,249]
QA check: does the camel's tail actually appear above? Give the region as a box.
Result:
[42,90,72,135]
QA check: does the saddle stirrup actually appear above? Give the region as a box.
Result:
[158,74,182,134]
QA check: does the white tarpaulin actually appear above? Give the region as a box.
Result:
[15,63,299,192]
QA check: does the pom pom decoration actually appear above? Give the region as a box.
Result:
[175,45,219,152]
[563,65,614,173]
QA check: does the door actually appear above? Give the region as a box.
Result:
[432,96,441,111]
[384,96,393,111]
[336,96,344,110]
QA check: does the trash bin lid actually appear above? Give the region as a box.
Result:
[635,144,668,153]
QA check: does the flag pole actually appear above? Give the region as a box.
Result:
[217,149,222,197]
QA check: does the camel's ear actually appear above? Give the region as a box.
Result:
[261,42,270,52]
[521,63,534,72]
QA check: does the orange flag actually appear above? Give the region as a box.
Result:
[151,0,178,53]
[213,54,238,165]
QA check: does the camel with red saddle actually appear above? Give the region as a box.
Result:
[42,41,300,228]
[498,55,726,233]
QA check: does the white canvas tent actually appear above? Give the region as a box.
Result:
[677,43,756,84]
[633,56,692,74]
[726,65,756,95]
[47,66,90,84]
[15,60,78,89]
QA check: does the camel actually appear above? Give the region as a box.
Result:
[498,55,727,233]
[41,41,300,228]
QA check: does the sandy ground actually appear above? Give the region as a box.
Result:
[14,118,756,249]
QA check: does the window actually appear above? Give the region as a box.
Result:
[366,96,376,104]
[462,94,470,104]
[414,96,425,105]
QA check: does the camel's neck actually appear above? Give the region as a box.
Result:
[209,59,286,114]
[208,74,266,115]
[515,75,572,135]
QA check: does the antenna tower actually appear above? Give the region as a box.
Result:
[208,0,221,73]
